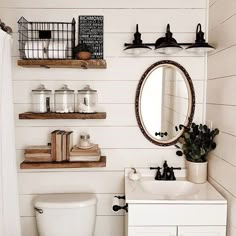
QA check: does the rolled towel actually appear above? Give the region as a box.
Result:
[48,41,67,59]
[24,41,48,59]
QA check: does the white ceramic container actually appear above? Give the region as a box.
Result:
[186,160,208,184]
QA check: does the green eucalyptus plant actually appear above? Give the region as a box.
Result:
[175,123,219,163]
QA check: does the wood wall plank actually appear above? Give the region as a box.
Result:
[19,193,125,216]
[207,76,236,105]
[19,171,124,194]
[208,154,236,198]
[16,149,186,172]
[208,45,236,79]
[209,14,236,55]
[0,9,206,33]
[209,0,236,30]
[12,57,206,81]
[206,104,236,136]
[12,80,205,104]
[14,103,204,128]
[0,0,206,9]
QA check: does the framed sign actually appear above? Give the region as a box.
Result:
[78,15,104,59]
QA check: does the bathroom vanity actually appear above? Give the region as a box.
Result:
[125,168,227,236]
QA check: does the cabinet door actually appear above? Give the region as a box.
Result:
[178,226,226,236]
[128,226,177,236]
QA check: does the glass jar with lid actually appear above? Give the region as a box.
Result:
[77,85,98,113]
[55,85,75,113]
[31,84,52,113]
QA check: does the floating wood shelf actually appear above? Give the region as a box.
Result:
[19,112,107,120]
[17,59,107,69]
[20,156,106,169]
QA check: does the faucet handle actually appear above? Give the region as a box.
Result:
[150,167,162,170]
[155,167,162,180]
[169,167,182,180]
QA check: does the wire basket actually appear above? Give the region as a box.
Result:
[18,17,76,60]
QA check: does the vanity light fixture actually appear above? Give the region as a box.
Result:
[154,24,183,55]
[185,23,215,53]
[124,23,215,55]
[124,24,152,55]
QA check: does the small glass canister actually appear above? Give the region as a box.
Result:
[78,133,91,148]
[55,85,75,113]
[31,84,52,113]
[77,85,98,113]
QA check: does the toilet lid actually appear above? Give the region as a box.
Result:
[34,193,97,209]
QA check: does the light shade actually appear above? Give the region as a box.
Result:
[186,23,215,53]
[155,24,183,55]
[124,24,151,55]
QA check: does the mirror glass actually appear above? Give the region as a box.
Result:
[136,60,195,146]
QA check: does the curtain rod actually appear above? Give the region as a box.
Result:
[0,19,13,35]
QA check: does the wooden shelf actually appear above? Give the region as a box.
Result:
[17,59,107,69]
[19,112,107,120]
[20,156,106,169]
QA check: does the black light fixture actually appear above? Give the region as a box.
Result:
[124,23,215,55]
[186,23,215,53]
[154,24,183,55]
[124,24,151,55]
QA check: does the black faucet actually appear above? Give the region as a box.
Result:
[150,161,181,181]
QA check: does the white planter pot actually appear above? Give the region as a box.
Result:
[186,160,208,184]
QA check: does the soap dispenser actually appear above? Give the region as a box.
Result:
[128,168,141,181]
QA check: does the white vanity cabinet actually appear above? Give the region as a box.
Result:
[126,204,227,236]
[128,226,226,236]
[178,226,226,236]
[128,226,176,236]
[124,170,227,236]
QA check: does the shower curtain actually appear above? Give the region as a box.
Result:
[0,29,21,236]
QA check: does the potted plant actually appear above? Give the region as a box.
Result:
[175,123,219,183]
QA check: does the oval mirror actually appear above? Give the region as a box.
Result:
[135,60,195,146]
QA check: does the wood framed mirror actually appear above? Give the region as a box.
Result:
[135,60,195,146]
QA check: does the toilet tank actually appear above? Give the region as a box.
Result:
[34,194,97,236]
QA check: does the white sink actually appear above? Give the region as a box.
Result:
[139,180,198,197]
[125,168,227,204]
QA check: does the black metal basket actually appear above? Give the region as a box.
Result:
[18,17,76,60]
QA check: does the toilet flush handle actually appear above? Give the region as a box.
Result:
[34,207,43,214]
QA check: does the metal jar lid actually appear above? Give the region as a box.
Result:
[78,85,97,93]
[80,133,90,140]
[55,85,74,93]
[32,84,52,92]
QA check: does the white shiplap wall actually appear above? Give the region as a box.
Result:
[207,0,236,235]
[0,1,207,235]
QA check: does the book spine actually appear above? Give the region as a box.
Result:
[56,131,64,162]
[66,131,73,161]
[51,130,60,162]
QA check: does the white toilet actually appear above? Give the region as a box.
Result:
[34,193,97,236]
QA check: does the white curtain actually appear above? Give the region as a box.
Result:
[0,29,21,236]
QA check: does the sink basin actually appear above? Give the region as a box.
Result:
[139,180,198,197]
[125,168,227,204]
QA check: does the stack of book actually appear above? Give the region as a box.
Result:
[24,145,52,162]
[51,130,73,162]
[69,144,101,162]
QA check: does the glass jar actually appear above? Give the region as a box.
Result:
[78,133,91,148]
[31,84,52,113]
[55,85,75,113]
[77,85,98,113]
